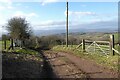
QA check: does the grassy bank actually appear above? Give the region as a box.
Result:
[15,48,39,55]
[52,45,119,71]
[0,40,39,55]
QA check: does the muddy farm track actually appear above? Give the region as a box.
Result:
[43,50,118,79]
[2,50,118,79]
[2,52,43,78]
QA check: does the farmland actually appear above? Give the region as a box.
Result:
[0,1,119,79]
[51,32,119,71]
[52,45,119,71]
[1,32,119,78]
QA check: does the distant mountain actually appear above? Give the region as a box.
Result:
[1,27,117,37]
[33,29,65,36]
[33,28,117,36]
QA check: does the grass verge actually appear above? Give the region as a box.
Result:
[52,45,119,71]
[15,48,39,55]
[0,40,38,55]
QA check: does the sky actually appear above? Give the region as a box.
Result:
[0,0,119,35]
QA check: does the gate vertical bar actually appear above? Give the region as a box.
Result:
[110,35,115,55]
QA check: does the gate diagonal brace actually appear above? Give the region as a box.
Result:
[86,41,95,51]
[95,42,108,55]
[86,41,108,55]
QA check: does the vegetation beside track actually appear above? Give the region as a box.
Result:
[52,45,119,71]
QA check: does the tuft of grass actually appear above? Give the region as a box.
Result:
[15,48,38,55]
[52,45,119,71]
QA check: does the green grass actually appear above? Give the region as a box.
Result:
[0,41,2,44]
[52,45,119,71]
[0,40,38,55]
[15,48,39,55]
[0,40,11,50]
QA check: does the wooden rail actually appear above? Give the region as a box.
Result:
[85,40,109,45]
[112,48,120,55]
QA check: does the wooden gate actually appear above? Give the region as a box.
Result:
[85,41,110,55]
[74,35,120,56]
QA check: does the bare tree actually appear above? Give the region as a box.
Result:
[6,17,32,47]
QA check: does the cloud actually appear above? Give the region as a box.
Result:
[0,6,5,10]
[0,0,12,4]
[13,11,38,18]
[33,18,117,30]
[28,13,38,17]
[7,5,14,9]
[0,12,9,25]
[36,20,66,26]
[69,20,117,30]
[70,11,96,16]
[64,10,117,24]
[13,11,25,17]
[64,10,97,23]
[41,0,59,6]
[33,20,69,30]
[0,0,14,10]
[64,10,96,16]
[81,4,87,7]
[0,26,8,35]
[16,3,22,6]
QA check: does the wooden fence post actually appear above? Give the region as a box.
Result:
[110,35,115,55]
[71,42,73,47]
[11,39,14,50]
[94,41,96,53]
[36,38,39,48]
[82,39,85,52]
[4,39,6,50]
[62,42,63,47]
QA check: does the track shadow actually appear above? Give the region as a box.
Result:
[38,50,61,79]
[2,52,43,79]
[27,47,61,79]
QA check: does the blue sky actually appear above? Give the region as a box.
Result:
[0,0,118,34]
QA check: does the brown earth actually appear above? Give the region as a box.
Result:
[2,50,119,79]
[43,50,119,78]
[2,51,43,78]
[44,51,88,78]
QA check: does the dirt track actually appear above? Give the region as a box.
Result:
[44,50,118,78]
[2,50,119,79]
[2,52,43,78]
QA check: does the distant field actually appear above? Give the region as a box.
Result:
[68,32,118,43]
